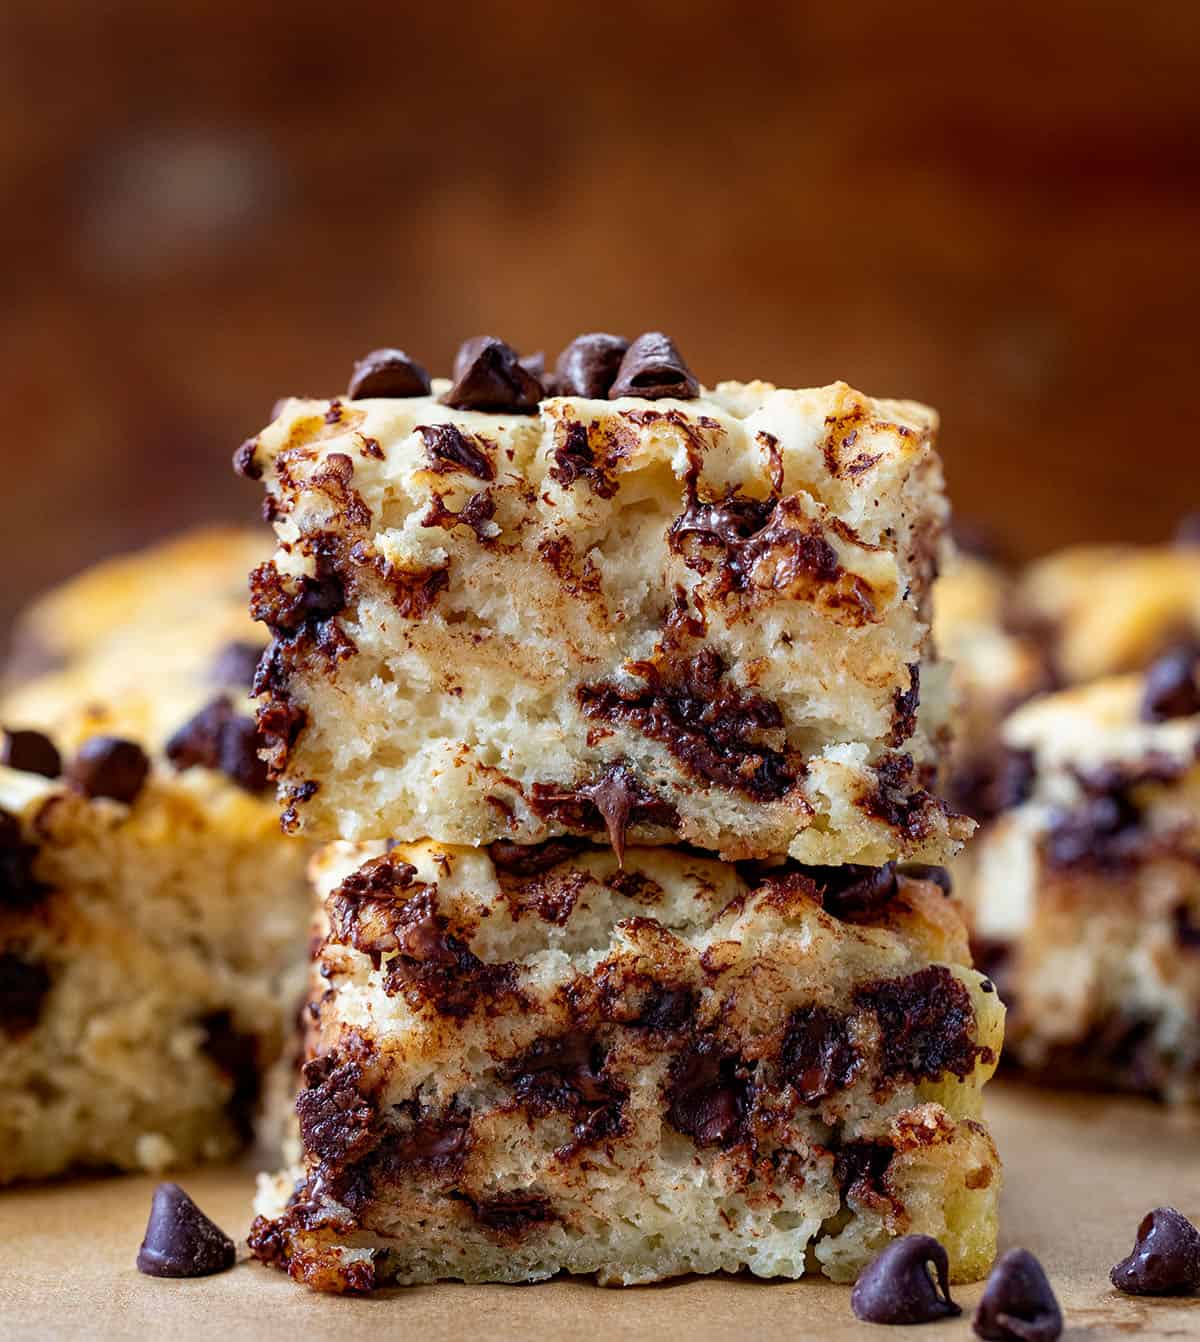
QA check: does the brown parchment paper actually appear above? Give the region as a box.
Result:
[1,1081,1198,1341]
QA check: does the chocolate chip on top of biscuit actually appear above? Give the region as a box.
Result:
[608,331,699,401]
[1,728,62,779]
[442,336,544,414]
[553,333,630,398]
[347,348,432,400]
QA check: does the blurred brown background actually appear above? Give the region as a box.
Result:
[2,1,1198,636]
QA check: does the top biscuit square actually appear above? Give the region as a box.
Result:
[243,373,967,863]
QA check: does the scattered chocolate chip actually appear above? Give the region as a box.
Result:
[136,1183,236,1278]
[1,729,61,779]
[898,862,953,895]
[974,1248,1062,1341]
[67,737,150,804]
[553,333,630,398]
[1110,1206,1200,1296]
[347,348,432,399]
[442,336,544,414]
[165,697,269,793]
[608,332,699,401]
[0,952,51,1032]
[851,1235,961,1325]
[1174,513,1200,547]
[1140,645,1200,722]
[209,641,266,690]
[231,437,261,479]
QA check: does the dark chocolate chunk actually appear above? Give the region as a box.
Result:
[779,1005,860,1101]
[232,437,261,479]
[578,764,645,864]
[973,1248,1062,1341]
[417,423,495,480]
[442,336,544,414]
[577,648,794,801]
[295,1055,379,1166]
[1174,513,1200,546]
[850,1234,961,1325]
[136,1183,236,1278]
[1,729,61,779]
[665,1049,748,1147]
[953,746,1037,823]
[1045,790,1143,871]
[347,348,431,399]
[608,332,699,401]
[209,640,266,690]
[199,1010,261,1141]
[898,862,953,895]
[0,952,51,1032]
[165,697,270,793]
[488,838,584,876]
[1140,645,1200,722]
[803,862,899,921]
[67,737,150,804]
[854,966,988,1082]
[0,810,47,910]
[1110,1206,1200,1296]
[553,333,630,398]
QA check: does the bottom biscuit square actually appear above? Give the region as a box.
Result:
[251,841,1003,1291]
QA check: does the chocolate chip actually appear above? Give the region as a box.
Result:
[136,1183,236,1278]
[442,336,544,414]
[553,333,630,398]
[210,640,266,690]
[0,952,51,1032]
[1174,513,1200,547]
[973,1248,1062,1340]
[1,729,61,779]
[608,332,699,401]
[809,862,899,920]
[488,838,585,876]
[898,862,953,895]
[231,437,261,479]
[665,1050,748,1147]
[1140,645,1200,722]
[67,737,150,804]
[1110,1206,1200,1296]
[347,348,432,399]
[165,697,269,793]
[578,764,645,864]
[851,1235,961,1325]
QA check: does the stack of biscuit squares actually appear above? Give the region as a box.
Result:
[240,333,1004,1292]
[0,530,312,1183]
[938,522,1200,1101]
